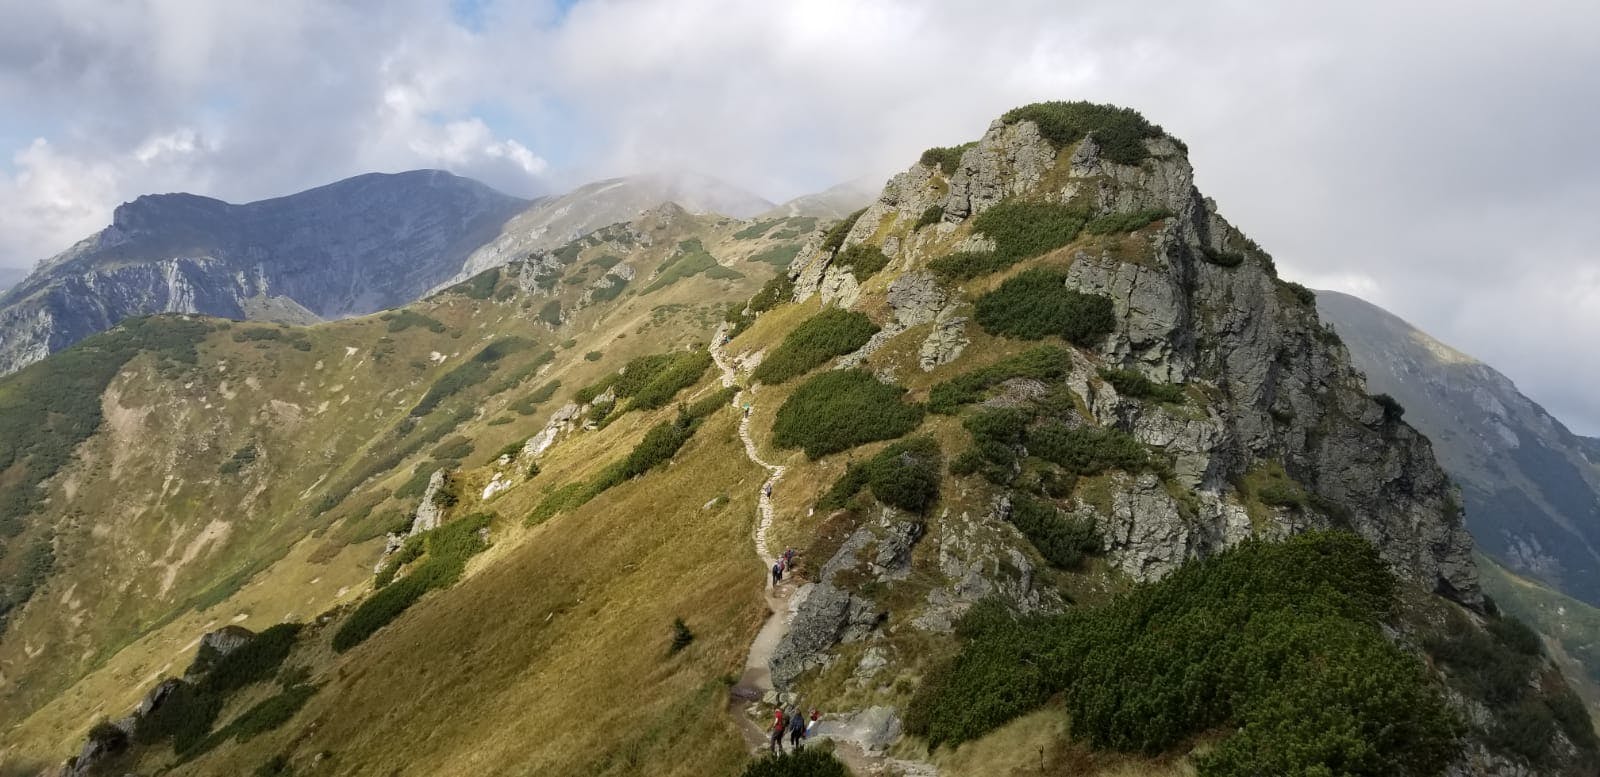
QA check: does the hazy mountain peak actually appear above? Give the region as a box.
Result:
[446,171,772,285]
[1318,288,1600,606]
[760,176,878,220]
[0,170,528,374]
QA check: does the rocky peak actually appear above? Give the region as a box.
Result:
[788,104,1479,603]
[110,192,233,235]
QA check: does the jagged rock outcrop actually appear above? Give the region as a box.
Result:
[789,114,1479,604]
[0,170,527,376]
[184,624,255,677]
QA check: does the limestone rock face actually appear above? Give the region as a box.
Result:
[792,110,1480,656]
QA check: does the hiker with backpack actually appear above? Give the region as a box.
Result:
[787,705,807,749]
[771,560,783,586]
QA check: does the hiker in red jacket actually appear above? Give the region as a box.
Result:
[769,707,787,754]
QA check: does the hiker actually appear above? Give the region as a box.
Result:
[744,403,752,418]
[808,708,821,734]
[764,482,773,499]
[770,708,787,754]
[788,705,807,748]
[771,561,783,585]
[783,547,796,568]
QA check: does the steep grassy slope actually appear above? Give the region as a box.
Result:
[0,204,807,773]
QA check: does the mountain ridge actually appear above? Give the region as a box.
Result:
[1317,289,1600,606]
[0,170,530,376]
[1,102,1593,777]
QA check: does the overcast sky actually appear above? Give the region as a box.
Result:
[1,0,1596,433]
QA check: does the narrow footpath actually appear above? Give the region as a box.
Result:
[710,326,938,777]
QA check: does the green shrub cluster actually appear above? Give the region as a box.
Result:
[919,143,974,175]
[914,205,944,229]
[511,380,562,415]
[221,684,316,744]
[219,445,259,475]
[447,267,500,299]
[1282,280,1316,306]
[820,209,866,255]
[382,309,448,333]
[409,362,489,417]
[138,623,305,754]
[734,219,783,240]
[408,337,538,417]
[1083,208,1172,235]
[747,273,795,314]
[1030,422,1151,475]
[911,532,1459,777]
[836,243,889,283]
[928,346,1072,413]
[591,274,629,302]
[1374,393,1406,422]
[1007,493,1098,568]
[669,618,694,653]
[527,482,593,525]
[430,436,474,461]
[538,299,562,326]
[1001,101,1170,165]
[229,326,310,351]
[820,437,943,514]
[311,402,474,517]
[928,200,1089,280]
[817,463,872,513]
[1199,246,1245,267]
[622,351,713,411]
[1097,368,1185,404]
[740,748,849,777]
[753,308,879,384]
[1424,607,1596,762]
[751,243,802,268]
[973,268,1115,345]
[1244,462,1308,509]
[577,350,713,415]
[333,513,493,652]
[772,370,924,459]
[866,437,942,513]
[644,238,743,293]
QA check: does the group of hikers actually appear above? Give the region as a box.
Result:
[770,705,821,754]
[770,546,797,586]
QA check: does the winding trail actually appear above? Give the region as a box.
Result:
[711,324,796,748]
[711,326,939,777]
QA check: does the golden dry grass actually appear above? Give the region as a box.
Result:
[166,405,768,776]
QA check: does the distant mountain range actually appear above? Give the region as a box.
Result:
[1319,290,1600,606]
[446,172,774,286]
[0,170,528,374]
[760,178,879,221]
[0,170,782,377]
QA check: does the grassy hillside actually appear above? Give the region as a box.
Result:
[0,205,807,773]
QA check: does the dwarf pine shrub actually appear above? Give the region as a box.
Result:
[753,308,879,384]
